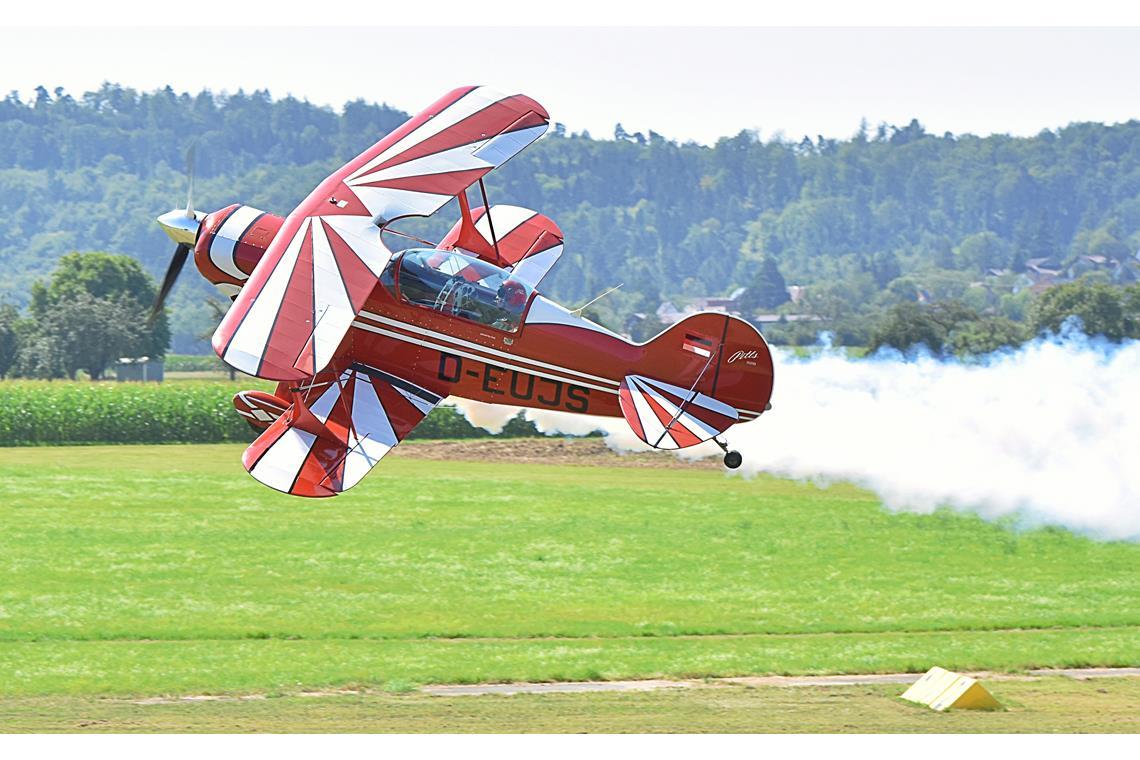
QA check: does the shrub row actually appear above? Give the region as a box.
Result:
[163,354,231,372]
[0,380,539,446]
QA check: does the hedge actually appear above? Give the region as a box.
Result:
[163,354,231,373]
[0,380,538,446]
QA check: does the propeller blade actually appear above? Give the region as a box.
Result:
[148,243,191,327]
[184,142,196,216]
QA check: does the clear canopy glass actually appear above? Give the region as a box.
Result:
[393,248,533,331]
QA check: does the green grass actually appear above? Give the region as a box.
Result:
[0,444,1136,698]
[2,679,1137,733]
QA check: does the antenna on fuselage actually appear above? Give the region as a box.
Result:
[570,283,624,317]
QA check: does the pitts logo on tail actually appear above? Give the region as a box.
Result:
[728,350,760,364]
[151,86,775,497]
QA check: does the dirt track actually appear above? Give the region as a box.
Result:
[392,437,720,469]
[130,668,1140,703]
[418,668,1140,696]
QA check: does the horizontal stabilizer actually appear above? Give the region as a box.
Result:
[233,389,289,430]
[619,374,739,450]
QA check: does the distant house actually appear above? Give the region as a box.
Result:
[1025,257,1066,286]
[656,301,684,323]
[688,287,748,313]
[658,287,757,322]
[1066,254,1140,285]
[115,356,164,383]
[1069,255,1114,279]
[785,284,807,304]
[752,314,822,325]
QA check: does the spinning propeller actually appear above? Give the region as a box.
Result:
[149,144,205,326]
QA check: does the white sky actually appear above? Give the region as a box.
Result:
[2,24,1139,144]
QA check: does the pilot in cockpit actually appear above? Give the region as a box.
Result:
[492,277,528,329]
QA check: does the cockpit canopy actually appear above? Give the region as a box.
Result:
[384,248,534,332]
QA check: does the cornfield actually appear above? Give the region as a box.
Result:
[0,380,537,446]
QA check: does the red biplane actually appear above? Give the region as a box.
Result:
[153,87,774,497]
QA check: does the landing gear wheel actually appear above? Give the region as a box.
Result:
[723,450,743,469]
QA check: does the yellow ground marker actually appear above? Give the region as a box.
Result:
[901,667,1002,711]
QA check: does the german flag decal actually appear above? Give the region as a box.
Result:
[682,333,714,358]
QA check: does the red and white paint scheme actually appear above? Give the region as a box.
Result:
[155,86,774,497]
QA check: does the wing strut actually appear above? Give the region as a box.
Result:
[477,178,504,267]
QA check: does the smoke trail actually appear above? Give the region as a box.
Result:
[448,329,1140,541]
[733,330,1140,541]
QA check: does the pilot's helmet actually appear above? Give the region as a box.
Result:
[497,278,527,308]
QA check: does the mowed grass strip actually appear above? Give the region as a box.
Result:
[0,629,1137,697]
[1,678,1138,733]
[0,444,1136,695]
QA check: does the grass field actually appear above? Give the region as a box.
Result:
[2,678,1137,733]
[0,443,1137,730]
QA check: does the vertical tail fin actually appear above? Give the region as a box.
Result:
[620,313,773,448]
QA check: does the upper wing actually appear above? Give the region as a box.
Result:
[242,365,442,498]
[212,86,550,380]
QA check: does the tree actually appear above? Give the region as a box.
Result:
[870,302,944,353]
[1123,284,1140,338]
[946,316,1027,356]
[737,257,789,312]
[13,333,64,379]
[956,232,1010,273]
[869,251,902,288]
[1029,279,1128,339]
[37,292,142,379]
[1086,226,1130,260]
[1015,210,1056,271]
[30,251,168,358]
[869,300,979,354]
[0,303,20,378]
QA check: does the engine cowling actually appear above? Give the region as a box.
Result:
[193,204,285,296]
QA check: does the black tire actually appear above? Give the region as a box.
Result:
[723,450,743,469]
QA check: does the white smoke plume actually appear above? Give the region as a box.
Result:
[447,329,1140,541]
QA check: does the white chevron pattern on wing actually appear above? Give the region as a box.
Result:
[351,185,454,223]
[346,86,509,182]
[223,218,311,375]
[250,426,318,493]
[319,215,393,276]
[471,124,547,165]
[309,221,356,372]
[347,141,494,187]
[342,372,398,489]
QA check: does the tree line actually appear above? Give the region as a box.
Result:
[0,83,1138,357]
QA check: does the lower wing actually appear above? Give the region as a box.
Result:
[242,364,441,497]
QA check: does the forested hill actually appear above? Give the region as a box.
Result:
[2,83,1139,351]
